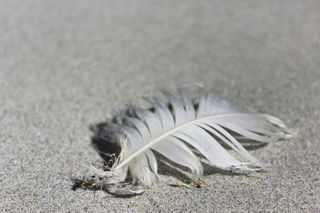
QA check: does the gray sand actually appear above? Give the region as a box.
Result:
[1,0,319,212]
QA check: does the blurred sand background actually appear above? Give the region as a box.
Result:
[0,0,319,212]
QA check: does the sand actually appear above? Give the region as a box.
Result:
[1,0,319,212]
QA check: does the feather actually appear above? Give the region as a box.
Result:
[93,86,292,189]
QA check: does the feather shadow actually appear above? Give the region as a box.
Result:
[90,122,122,169]
[71,177,143,198]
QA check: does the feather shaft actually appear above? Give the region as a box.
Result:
[113,113,271,170]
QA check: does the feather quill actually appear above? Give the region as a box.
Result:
[93,86,292,190]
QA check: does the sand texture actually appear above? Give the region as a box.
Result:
[0,0,319,212]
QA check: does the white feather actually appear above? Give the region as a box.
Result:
[103,87,292,186]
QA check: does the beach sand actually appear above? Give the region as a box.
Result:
[1,0,319,211]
